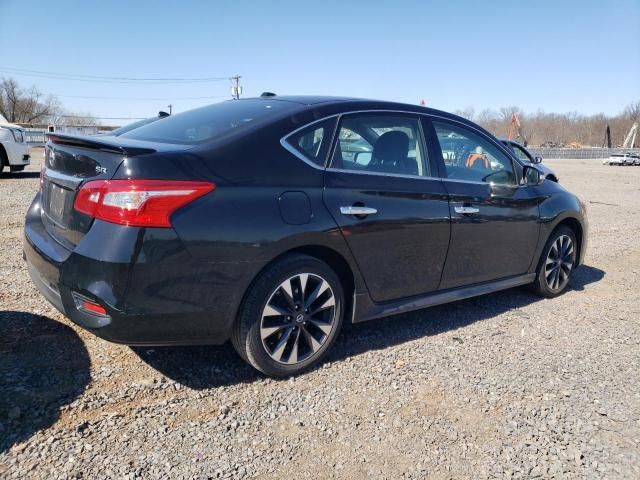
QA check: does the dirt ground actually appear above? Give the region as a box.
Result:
[1,149,639,479]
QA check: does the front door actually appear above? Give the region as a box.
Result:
[429,118,541,289]
[323,113,450,302]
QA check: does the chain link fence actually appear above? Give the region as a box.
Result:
[527,147,640,160]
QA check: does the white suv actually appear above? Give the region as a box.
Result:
[0,114,31,174]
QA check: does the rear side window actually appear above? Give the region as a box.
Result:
[121,100,295,144]
[284,118,336,167]
[331,115,428,177]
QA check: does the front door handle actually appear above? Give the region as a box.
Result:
[340,206,378,216]
[454,205,479,215]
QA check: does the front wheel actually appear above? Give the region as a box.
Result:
[531,226,577,298]
[232,254,344,377]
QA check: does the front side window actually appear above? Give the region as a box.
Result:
[331,115,428,177]
[433,121,516,185]
[285,118,336,167]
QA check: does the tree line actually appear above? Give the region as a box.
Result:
[0,77,98,126]
[454,102,640,148]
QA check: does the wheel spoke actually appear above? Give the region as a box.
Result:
[298,273,309,303]
[302,326,322,353]
[263,303,290,317]
[287,328,301,364]
[304,279,329,309]
[307,318,332,335]
[280,278,294,301]
[261,322,289,340]
[553,268,561,289]
[270,327,294,362]
[309,294,335,316]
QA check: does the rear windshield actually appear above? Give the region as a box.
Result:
[120,100,294,144]
[110,117,164,136]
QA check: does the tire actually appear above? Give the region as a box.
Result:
[530,225,577,298]
[231,254,344,377]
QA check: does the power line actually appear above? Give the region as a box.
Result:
[0,66,233,84]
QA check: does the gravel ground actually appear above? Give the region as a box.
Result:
[1,149,638,479]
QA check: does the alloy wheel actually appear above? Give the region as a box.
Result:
[260,273,336,365]
[544,234,574,291]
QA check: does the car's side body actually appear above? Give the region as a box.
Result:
[0,120,31,172]
[24,97,587,348]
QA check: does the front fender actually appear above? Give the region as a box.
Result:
[531,187,588,269]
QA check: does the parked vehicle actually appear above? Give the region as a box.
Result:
[24,96,588,377]
[603,153,640,166]
[0,114,31,174]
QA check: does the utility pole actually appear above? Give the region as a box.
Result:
[230,75,242,100]
[167,104,173,115]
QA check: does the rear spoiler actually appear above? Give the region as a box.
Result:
[46,133,156,156]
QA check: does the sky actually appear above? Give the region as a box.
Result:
[1,0,639,125]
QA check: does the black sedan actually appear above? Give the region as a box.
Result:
[24,95,588,377]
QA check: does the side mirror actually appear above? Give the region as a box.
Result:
[533,156,543,164]
[522,165,544,186]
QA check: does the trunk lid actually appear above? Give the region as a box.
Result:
[40,134,188,249]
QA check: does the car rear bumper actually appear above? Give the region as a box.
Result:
[23,193,260,346]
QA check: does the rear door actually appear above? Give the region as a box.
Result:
[322,113,450,303]
[428,118,540,289]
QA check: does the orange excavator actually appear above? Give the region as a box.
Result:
[507,112,526,145]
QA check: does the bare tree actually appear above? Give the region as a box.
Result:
[624,101,640,122]
[0,77,60,124]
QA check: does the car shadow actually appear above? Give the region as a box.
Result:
[134,265,604,389]
[0,311,91,453]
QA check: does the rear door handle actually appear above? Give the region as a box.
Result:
[340,206,378,216]
[454,205,479,215]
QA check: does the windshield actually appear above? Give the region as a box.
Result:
[121,100,295,144]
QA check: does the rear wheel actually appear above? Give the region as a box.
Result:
[531,225,577,298]
[232,254,344,377]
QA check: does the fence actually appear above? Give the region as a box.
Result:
[23,128,48,146]
[22,127,117,147]
[527,147,640,160]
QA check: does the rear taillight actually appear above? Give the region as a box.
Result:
[74,179,215,227]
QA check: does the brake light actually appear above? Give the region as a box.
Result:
[74,179,215,227]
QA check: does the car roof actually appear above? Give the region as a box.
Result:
[239,95,463,120]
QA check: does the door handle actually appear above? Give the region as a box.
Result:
[454,205,479,215]
[340,206,378,216]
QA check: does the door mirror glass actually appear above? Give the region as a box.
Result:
[522,165,544,185]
